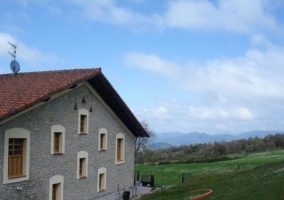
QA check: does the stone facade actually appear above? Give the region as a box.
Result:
[0,83,136,200]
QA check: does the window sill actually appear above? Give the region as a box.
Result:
[99,149,107,151]
[54,153,63,155]
[9,175,26,179]
[116,160,124,164]
[99,189,106,192]
[79,133,88,135]
[79,176,87,179]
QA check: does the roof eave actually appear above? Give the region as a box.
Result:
[88,73,149,138]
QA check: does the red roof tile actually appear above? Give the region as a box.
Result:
[0,68,101,120]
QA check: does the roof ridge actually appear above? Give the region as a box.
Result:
[0,68,101,76]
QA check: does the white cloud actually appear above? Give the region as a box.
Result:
[188,107,229,120]
[125,38,284,133]
[15,0,281,33]
[233,107,255,120]
[63,0,281,33]
[124,52,180,76]
[68,0,162,28]
[8,0,283,35]
[164,0,278,33]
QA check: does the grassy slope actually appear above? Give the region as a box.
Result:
[136,150,284,200]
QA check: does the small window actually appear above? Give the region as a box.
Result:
[100,134,105,149]
[54,132,61,154]
[3,128,30,184]
[80,115,87,134]
[99,173,105,191]
[115,133,125,164]
[98,128,107,151]
[79,158,86,178]
[8,139,24,178]
[77,151,88,179]
[78,109,89,135]
[50,125,65,155]
[52,183,60,200]
[117,139,123,161]
[97,167,106,192]
[49,175,64,200]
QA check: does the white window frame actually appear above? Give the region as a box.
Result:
[77,151,88,179]
[50,125,65,154]
[98,128,107,151]
[49,175,64,200]
[115,133,125,164]
[3,128,30,184]
[97,167,106,192]
[78,109,89,134]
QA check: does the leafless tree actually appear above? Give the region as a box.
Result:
[135,121,156,158]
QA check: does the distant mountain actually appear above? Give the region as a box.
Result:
[151,130,284,148]
[148,142,173,150]
[236,130,283,139]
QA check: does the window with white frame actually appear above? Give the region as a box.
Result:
[77,151,88,179]
[3,128,30,184]
[115,133,125,164]
[50,125,65,154]
[49,175,64,200]
[78,109,89,134]
[98,128,107,151]
[97,167,106,192]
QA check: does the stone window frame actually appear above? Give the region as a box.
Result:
[97,167,106,192]
[78,109,89,135]
[77,151,88,179]
[3,128,30,184]
[98,128,107,151]
[50,125,65,154]
[49,175,64,200]
[115,133,125,164]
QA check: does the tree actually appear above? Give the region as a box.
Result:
[135,121,156,158]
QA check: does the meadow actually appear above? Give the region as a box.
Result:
[135,149,284,199]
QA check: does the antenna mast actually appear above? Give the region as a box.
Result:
[8,41,20,74]
[8,41,17,60]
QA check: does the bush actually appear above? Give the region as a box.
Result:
[158,160,172,165]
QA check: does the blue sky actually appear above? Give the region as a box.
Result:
[1,0,284,134]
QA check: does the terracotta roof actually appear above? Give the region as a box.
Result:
[0,68,101,120]
[0,68,149,137]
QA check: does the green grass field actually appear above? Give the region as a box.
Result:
[135,150,284,200]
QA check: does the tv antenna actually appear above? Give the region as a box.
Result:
[8,41,20,74]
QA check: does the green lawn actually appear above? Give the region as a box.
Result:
[135,150,284,200]
[135,150,284,186]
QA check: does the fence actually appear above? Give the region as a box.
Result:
[134,172,140,185]
[140,174,154,187]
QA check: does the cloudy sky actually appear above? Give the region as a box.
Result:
[1,0,284,135]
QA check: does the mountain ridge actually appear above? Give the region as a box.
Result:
[151,130,284,149]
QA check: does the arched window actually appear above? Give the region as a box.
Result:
[49,175,64,200]
[97,167,106,192]
[50,125,65,154]
[77,151,88,179]
[99,128,107,151]
[78,109,89,134]
[115,133,125,164]
[3,128,30,184]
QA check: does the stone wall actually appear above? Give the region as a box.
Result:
[0,84,136,200]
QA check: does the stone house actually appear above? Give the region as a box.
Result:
[0,68,149,200]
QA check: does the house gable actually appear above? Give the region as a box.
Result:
[0,83,137,199]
